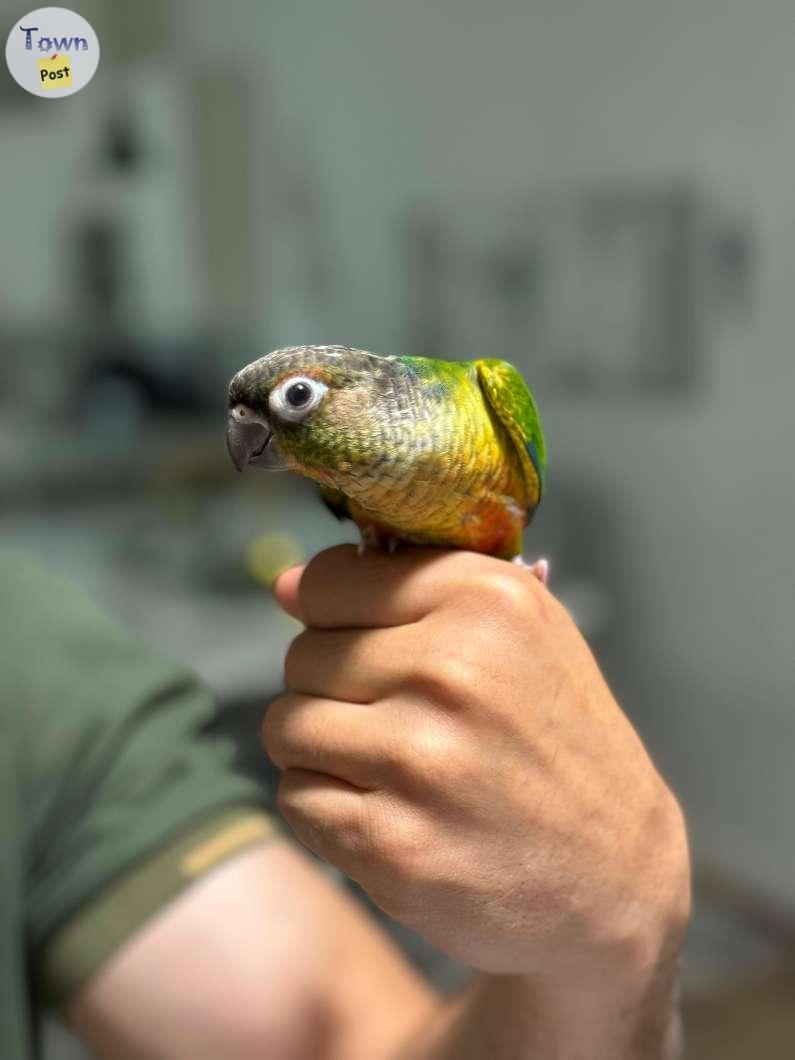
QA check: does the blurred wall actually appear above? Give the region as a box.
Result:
[176,0,795,900]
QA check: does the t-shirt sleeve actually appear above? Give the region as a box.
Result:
[1,553,280,1005]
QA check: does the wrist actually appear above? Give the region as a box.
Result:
[528,792,690,1057]
[527,947,683,1058]
[444,951,682,1060]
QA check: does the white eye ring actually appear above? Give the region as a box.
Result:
[268,376,328,423]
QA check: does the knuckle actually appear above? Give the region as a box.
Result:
[406,720,461,783]
[412,651,481,710]
[432,551,491,599]
[262,694,317,769]
[275,775,329,850]
[441,549,491,580]
[412,724,481,797]
[276,771,369,862]
[472,567,531,615]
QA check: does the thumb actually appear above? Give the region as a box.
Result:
[272,565,306,622]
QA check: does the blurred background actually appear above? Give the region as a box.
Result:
[1,1,793,1055]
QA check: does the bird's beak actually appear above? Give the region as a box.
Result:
[226,408,288,471]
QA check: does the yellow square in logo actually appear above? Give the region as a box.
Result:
[37,54,73,91]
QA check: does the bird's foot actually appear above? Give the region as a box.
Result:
[512,555,549,585]
[357,525,401,556]
[357,525,380,556]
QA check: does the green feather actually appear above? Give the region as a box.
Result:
[474,359,547,503]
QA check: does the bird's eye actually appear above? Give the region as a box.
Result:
[286,381,312,407]
[269,376,327,423]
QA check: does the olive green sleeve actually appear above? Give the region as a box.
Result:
[35,806,281,1005]
[0,553,281,1006]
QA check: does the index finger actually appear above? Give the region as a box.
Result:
[294,544,489,629]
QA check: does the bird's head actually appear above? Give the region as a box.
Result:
[226,345,396,485]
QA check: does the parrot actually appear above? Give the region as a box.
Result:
[226,345,548,575]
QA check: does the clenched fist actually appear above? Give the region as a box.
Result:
[264,546,689,996]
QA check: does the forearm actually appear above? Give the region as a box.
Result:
[394,961,682,1060]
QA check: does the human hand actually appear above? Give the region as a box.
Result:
[264,546,690,994]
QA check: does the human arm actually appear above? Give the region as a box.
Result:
[65,839,442,1060]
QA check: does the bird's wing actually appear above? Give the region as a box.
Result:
[474,359,546,507]
[318,485,352,522]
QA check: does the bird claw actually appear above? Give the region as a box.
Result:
[512,555,549,585]
[357,525,386,556]
[357,524,403,556]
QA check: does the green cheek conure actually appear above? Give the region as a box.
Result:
[226,346,548,579]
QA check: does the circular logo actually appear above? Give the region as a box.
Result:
[5,7,99,98]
